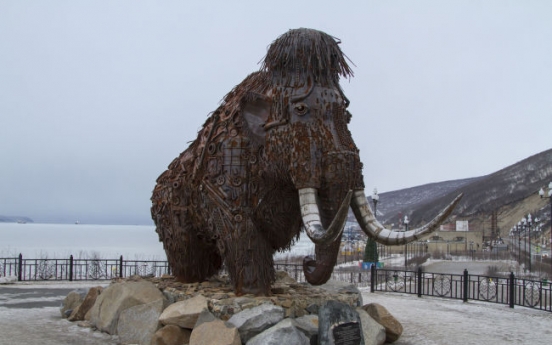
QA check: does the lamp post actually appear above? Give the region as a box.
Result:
[363,188,380,267]
[522,216,528,272]
[510,226,515,260]
[534,217,542,275]
[517,222,521,269]
[372,188,379,217]
[539,182,552,275]
[372,188,380,259]
[527,213,533,273]
[404,215,409,267]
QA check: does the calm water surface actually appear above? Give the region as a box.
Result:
[0,223,165,259]
[0,223,314,260]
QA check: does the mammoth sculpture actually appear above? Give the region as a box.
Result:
[151,28,462,295]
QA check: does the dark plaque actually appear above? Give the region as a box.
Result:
[332,321,361,345]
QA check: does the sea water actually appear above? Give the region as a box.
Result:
[0,223,314,260]
[0,223,165,260]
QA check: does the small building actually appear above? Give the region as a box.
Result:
[378,220,484,258]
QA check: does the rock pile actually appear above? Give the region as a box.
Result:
[60,272,403,345]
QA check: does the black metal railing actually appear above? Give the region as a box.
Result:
[370,266,552,312]
[0,254,170,281]
[2,254,550,313]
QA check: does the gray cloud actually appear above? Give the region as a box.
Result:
[1,1,550,224]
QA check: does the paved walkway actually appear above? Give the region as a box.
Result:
[0,282,117,345]
[360,289,552,345]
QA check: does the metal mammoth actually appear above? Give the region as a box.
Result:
[151,28,462,295]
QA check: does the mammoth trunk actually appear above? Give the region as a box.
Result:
[299,151,363,285]
[301,185,356,286]
[295,150,364,286]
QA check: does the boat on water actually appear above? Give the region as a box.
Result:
[17,220,26,224]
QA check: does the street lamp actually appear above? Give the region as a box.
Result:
[372,188,379,217]
[539,182,552,251]
[540,182,552,276]
[404,215,409,267]
[372,188,381,260]
[522,216,529,272]
[527,213,533,273]
[534,217,542,275]
[517,221,521,269]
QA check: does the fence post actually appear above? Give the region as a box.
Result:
[509,271,515,308]
[69,255,74,281]
[119,255,124,278]
[370,264,376,293]
[17,253,23,281]
[417,266,422,297]
[463,269,469,302]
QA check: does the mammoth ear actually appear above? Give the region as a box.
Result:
[242,92,271,144]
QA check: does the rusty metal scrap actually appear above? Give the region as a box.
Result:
[150,28,461,296]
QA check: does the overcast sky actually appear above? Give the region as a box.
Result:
[1,1,551,225]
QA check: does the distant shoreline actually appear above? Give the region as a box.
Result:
[0,216,34,224]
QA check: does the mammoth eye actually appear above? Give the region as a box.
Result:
[294,103,309,116]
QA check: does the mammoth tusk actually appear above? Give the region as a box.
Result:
[351,190,463,245]
[299,188,352,244]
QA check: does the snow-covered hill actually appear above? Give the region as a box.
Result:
[364,148,552,232]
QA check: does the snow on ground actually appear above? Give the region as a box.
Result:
[1,280,110,289]
[0,306,119,345]
[0,281,116,345]
[2,276,552,344]
[421,259,519,276]
[360,290,552,345]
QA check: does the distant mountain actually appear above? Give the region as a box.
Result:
[368,148,552,232]
[369,177,483,225]
[0,215,34,223]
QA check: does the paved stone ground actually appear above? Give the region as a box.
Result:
[0,282,117,345]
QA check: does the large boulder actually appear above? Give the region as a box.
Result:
[227,303,284,343]
[246,318,309,345]
[117,298,165,345]
[293,314,319,341]
[89,280,166,335]
[68,286,103,321]
[361,303,403,343]
[151,325,191,345]
[60,288,87,318]
[158,294,208,329]
[317,280,363,307]
[357,307,386,345]
[193,308,217,328]
[189,319,241,345]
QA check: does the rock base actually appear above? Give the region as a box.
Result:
[60,272,401,345]
[147,273,362,320]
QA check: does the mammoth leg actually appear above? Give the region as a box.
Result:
[164,216,222,283]
[223,219,275,296]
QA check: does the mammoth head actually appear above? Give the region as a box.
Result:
[239,28,364,251]
[242,81,359,188]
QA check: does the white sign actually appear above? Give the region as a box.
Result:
[456,220,469,232]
